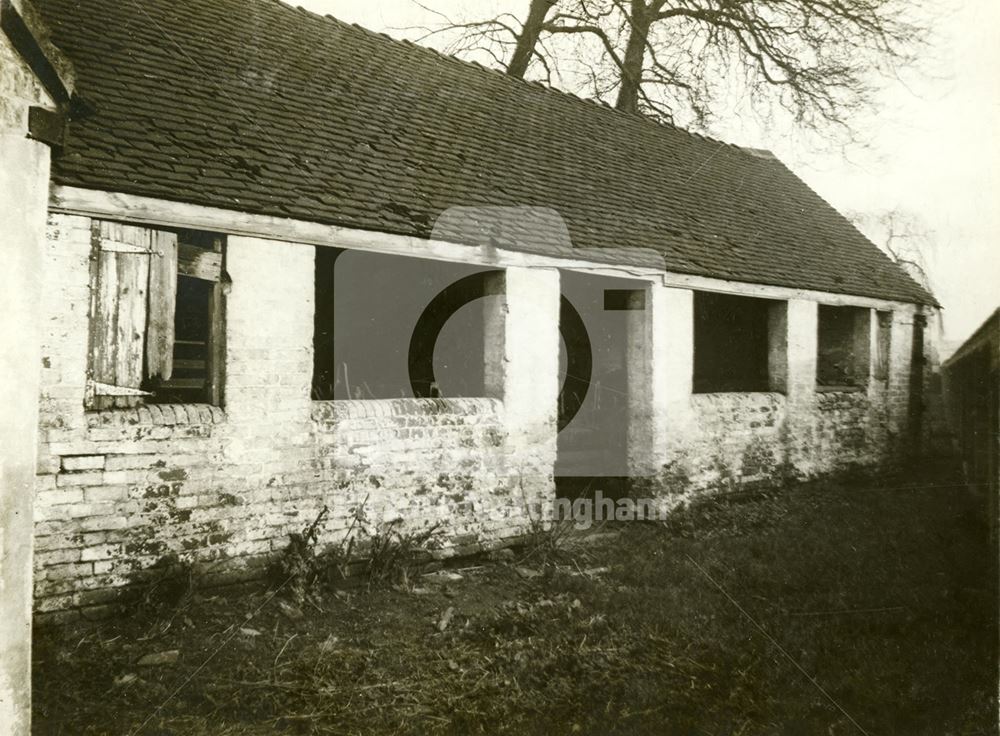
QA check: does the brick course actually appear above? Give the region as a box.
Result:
[35,216,928,618]
[35,221,552,618]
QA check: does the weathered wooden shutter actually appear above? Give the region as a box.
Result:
[146,230,178,381]
[87,222,226,409]
[86,221,153,409]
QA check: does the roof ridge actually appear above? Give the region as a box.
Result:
[270,0,755,157]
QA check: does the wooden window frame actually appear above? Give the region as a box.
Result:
[84,220,226,410]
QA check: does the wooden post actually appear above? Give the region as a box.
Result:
[206,235,226,406]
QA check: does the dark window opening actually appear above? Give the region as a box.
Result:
[312,248,495,401]
[693,292,776,393]
[148,275,213,403]
[817,305,871,389]
[143,230,225,405]
[313,247,340,401]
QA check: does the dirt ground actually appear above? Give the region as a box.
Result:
[33,460,997,735]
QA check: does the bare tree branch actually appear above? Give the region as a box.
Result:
[402,0,928,143]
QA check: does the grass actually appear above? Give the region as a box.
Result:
[33,458,997,735]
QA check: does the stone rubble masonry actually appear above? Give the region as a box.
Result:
[34,215,929,620]
[631,292,924,509]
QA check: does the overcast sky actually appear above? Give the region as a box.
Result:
[298,0,999,345]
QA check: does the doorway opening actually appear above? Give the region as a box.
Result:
[555,270,645,502]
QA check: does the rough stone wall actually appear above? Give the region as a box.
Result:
[814,390,877,470]
[636,289,921,509]
[652,385,910,510]
[682,392,790,493]
[34,223,551,620]
[884,310,917,457]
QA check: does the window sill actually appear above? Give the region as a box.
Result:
[691,392,787,410]
[311,397,502,422]
[815,385,867,394]
[692,390,786,397]
[85,403,225,428]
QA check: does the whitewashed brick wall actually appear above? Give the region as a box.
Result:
[312,398,543,556]
[34,216,925,618]
[34,221,551,619]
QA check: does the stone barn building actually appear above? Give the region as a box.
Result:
[2,0,938,644]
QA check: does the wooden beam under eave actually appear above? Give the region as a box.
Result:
[48,185,923,311]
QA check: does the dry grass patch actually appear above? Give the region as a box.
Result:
[34,460,996,735]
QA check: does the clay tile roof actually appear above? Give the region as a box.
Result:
[38,0,936,305]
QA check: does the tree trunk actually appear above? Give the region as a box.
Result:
[507,0,557,79]
[614,0,652,113]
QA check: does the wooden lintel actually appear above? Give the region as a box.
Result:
[48,186,665,283]
[49,185,922,311]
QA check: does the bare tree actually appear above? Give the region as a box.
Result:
[410,0,927,137]
[850,207,936,292]
[507,0,561,78]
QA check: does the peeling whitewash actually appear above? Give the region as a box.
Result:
[34,218,560,619]
[0,7,939,735]
[31,200,933,623]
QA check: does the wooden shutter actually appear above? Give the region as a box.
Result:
[146,230,178,381]
[86,221,154,410]
[204,236,226,406]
